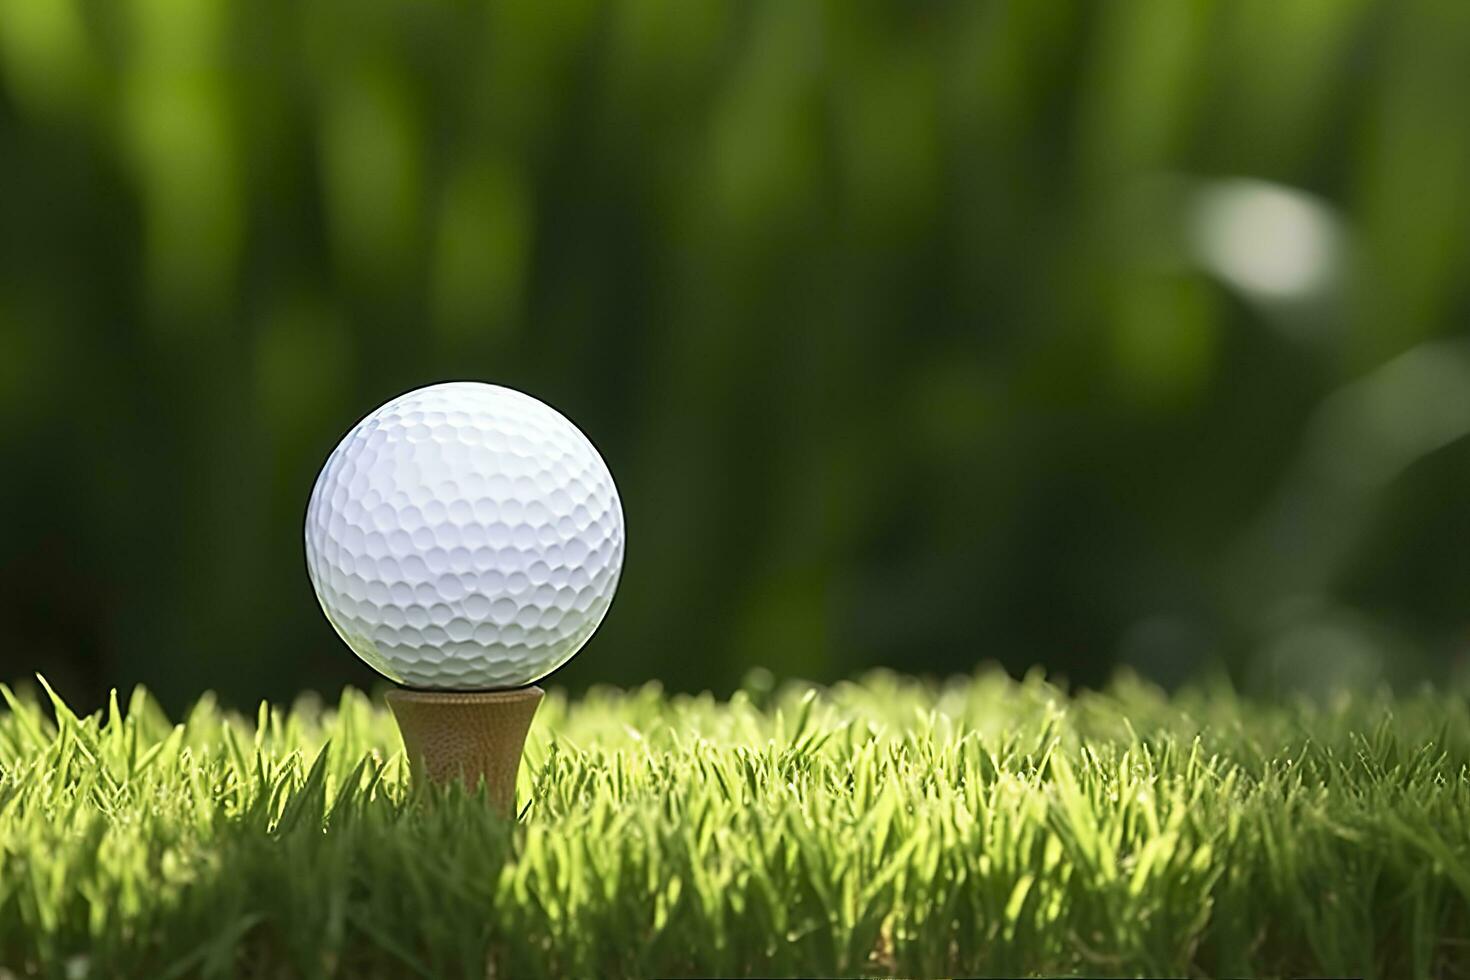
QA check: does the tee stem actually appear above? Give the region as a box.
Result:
[386,686,544,816]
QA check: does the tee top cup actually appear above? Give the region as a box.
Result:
[304,382,625,811]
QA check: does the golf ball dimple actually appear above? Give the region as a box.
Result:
[305,382,624,689]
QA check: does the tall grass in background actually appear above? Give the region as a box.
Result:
[3,1,1470,705]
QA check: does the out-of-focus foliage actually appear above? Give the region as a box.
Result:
[2,0,1470,709]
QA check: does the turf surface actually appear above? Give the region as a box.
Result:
[0,670,1467,978]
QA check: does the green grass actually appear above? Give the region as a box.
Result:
[0,669,1467,979]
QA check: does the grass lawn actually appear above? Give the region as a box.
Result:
[0,669,1467,979]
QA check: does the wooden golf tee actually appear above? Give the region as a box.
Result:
[386,687,544,816]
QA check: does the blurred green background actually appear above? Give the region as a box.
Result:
[3,0,1470,712]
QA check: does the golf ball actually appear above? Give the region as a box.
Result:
[304,382,624,689]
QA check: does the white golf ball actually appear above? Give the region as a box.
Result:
[304,382,624,689]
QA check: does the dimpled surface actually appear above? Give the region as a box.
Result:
[305,382,624,689]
